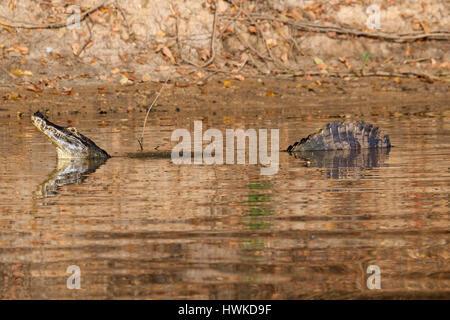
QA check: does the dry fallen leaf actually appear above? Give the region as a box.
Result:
[266,38,277,48]
[438,62,450,69]
[313,57,327,70]
[176,68,192,75]
[225,26,234,33]
[89,11,106,24]
[412,21,422,31]
[196,48,210,61]
[306,82,317,90]
[175,81,189,88]
[10,69,23,76]
[71,43,80,55]
[120,75,131,85]
[119,54,129,62]
[15,46,29,54]
[141,74,151,82]
[162,46,175,64]
[136,57,145,64]
[405,46,412,57]
[286,8,303,21]
[3,93,21,100]
[313,57,324,65]
[420,21,430,34]
[61,87,74,95]
[26,84,42,93]
[339,57,352,69]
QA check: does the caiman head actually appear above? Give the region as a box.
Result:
[31,111,110,159]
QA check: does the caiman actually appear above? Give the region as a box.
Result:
[31,111,110,159]
[287,121,391,152]
[33,112,391,157]
[31,113,392,194]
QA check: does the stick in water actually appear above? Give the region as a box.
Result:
[137,78,169,151]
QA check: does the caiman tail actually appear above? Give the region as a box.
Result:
[287,121,391,152]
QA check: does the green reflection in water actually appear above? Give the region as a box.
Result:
[238,180,274,275]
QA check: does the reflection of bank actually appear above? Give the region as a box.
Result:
[33,158,107,198]
[291,148,391,179]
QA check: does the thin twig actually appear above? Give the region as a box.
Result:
[286,26,302,64]
[221,14,450,42]
[0,64,18,80]
[233,56,248,73]
[403,57,431,64]
[114,1,131,37]
[176,3,218,68]
[74,17,93,57]
[217,1,244,40]
[201,5,218,67]
[247,53,269,74]
[234,3,287,70]
[276,70,441,81]
[181,64,446,82]
[137,78,169,151]
[234,30,270,62]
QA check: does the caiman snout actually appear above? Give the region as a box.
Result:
[31,111,110,159]
[31,111,47,129]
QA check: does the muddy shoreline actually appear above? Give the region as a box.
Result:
[1,77,448,120]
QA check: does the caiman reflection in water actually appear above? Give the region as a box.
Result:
[34,158,106,198]
[292,148,391,179]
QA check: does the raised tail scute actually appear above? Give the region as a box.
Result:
[288,121,391,152]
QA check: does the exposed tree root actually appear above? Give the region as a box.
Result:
[222,14,450,43]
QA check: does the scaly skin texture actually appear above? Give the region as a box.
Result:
[287,121,391,152]
[31,111,110,159]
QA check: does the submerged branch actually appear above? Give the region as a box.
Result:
[137,78,169,151]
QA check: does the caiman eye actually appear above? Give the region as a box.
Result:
[67,127,79,135]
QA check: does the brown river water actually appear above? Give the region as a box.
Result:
[0,79,448,299]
